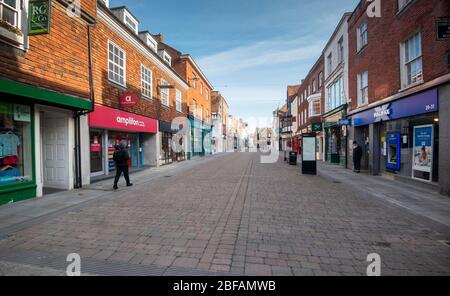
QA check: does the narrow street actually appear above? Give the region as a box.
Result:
[0,153,449,276]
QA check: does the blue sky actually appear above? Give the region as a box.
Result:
[110,0,360,123]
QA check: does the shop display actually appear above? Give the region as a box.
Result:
[0,103,32,186]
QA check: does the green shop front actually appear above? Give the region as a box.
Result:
[323,105,347,166]
[188,115,212,159]
[0,79,92,206]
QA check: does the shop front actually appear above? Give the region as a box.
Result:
[351,88,439,183]
[323,106,347,166]
[88,104,158,178]
[189,116,212,158]
[159,121,185,166]
[0,79,93,205]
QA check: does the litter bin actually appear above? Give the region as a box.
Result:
[289,152,298,165]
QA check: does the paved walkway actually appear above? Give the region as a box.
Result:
[0,152,449,276]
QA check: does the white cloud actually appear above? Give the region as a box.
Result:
[197,35,325,77]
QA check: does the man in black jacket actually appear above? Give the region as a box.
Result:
[353,141,363,173]
[113,141,133,190]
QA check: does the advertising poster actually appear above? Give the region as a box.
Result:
[412,125,433,182]
[302,137,316,161]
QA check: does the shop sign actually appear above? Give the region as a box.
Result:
[412,125,434,182]
[14,104,31,122]
[90,143,101,152]
[119,93,139,107]
[29,0,51,36]
[353,88,438,126]
[338,118,352,126]
[437,19,450,40]
[89,104,157,133]
[312,123,323,132]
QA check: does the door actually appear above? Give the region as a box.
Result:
[42,111,69,189]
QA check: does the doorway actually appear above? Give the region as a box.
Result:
[41,109,70,191]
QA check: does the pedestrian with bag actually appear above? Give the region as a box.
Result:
[113,141,133,190]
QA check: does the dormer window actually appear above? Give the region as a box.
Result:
[138,32,158,53]
[158,49,172,65]
[111,7,139,34]
[125,15,137,33]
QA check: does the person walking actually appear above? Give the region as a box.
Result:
[353,141,363,173]
[113,141,133,190]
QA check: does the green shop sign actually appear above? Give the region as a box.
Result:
[29,0,51,35]
[312,123,323,132]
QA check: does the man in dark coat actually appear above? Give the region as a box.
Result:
[113,141,133,190]
[353,141,363,173]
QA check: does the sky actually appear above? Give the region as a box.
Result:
[110,0,360,126]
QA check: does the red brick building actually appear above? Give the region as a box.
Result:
[0,0,97,204]
[88,2,190,177]
[347,0,450,195]
[158,41,214,158]
[296,55,325,159]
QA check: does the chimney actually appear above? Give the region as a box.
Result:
[154,33,164,43]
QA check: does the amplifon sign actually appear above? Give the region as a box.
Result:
[89,104,157,133]
[119,92,139,107]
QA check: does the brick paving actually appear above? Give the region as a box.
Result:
[0,152,449,276]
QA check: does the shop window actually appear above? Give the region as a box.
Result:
[0,103,32,187]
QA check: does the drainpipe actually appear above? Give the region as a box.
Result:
[74,24,95,189]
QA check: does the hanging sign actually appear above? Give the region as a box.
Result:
[119,93,139,107]
[412,125,434,182]
[437,19,450,40]
[29,0,51,35]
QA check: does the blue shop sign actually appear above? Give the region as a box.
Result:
[353,88,438,126]
[339,118,352,126]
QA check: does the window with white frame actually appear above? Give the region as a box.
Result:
[192,75,197,88]
[108,42,126,86]
[176,89,182,112]
[357,71,368,106]
[309,99,321,117]
[0,0,20,28]
[319,72,323,88]
[206,89,209,101]
[401,32,423,88]
[141,65,152,99]
[312,79,316,93]
[192,99,197,117]
[338,37,344,64]
[198,107,203,121]
[160,79,169,106]
[125,15,138,34]
[357,22,368,52]
[398,0,414,11]
[326,76,344,112]
[200,82,203,95]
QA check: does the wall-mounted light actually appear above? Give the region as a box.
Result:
[434,118,439,122]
